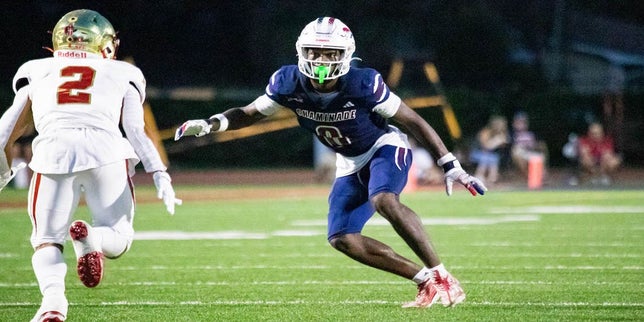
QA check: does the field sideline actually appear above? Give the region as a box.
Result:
[0,181,642,321]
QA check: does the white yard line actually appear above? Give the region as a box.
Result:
[133,230,325,240]
[119,205,644,241]
[3,263,642,272]
[470,242,642,247]
[3,279,643,288]
[132,214,543,241]
[1,300,642,307]
[111,264,642,270]
[292,215,541,227]
[490,205,644,214]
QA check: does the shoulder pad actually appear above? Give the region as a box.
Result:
[268,65,300,96]
[12,60,37,94]
[341,67,382,97]
[114,61,147,102]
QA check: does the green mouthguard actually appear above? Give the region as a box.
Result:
[314,66,329,83]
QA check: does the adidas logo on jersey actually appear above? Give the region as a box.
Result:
[287,97,304,103]
[343,101,355,108]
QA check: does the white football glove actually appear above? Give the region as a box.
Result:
[0,162,27,193]
[174,119,212,141]
[153,171,182,215]
[437,153,487,196]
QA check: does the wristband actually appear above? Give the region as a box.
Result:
[436,152,456,166]
[440,160,461,172]
[437,152,459,172]
[210,114,229,132]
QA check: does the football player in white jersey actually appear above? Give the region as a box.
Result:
[0,9,181,322]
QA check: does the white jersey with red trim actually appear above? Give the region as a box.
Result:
[12,50,165,174]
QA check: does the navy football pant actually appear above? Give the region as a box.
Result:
[327,145,412,240]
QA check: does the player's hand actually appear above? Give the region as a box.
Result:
[0,162,27,193]
[153,171,182,215]
[437,153,487,197]
[174,119,212,141]
[444,167,487,196]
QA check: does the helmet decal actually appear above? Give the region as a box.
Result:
[64,24,74,37]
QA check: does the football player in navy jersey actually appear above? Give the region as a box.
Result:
[176,17,486,308]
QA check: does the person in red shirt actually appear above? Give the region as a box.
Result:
[578,122,622,185]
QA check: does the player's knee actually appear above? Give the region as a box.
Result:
[106,235,133,259]
[371,193,389,210]
[105,245,129,259]
[329,235,343,251]
[96,227,133,259]
[371,192,401,220]
[329,234,355,253]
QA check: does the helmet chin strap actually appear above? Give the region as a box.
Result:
[314,65,329,83]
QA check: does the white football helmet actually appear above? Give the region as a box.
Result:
[52,9,119,59]
[296,17,356,81]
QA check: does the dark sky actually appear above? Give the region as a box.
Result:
[1,0,642,90]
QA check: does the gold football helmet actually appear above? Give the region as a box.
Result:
[52,9,119,59]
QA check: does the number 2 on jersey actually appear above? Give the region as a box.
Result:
[57,66,96,104]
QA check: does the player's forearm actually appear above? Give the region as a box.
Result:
[122,91,167,172]
[421,130,450,160]
[207,106,265,131]
[124,125,167,172]
[405,120,449,160]
[392,103,449,159]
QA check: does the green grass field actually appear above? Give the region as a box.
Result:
[1,185,642,321]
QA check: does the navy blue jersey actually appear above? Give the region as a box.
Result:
[265,65,395,157]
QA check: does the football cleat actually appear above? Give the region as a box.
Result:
[402,279,440,308]
[69,220,104,288]
[31,294,67,322]
[32,311,66,322]
[432,270,466,307]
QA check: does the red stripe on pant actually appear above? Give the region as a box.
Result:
[31,173,42,231]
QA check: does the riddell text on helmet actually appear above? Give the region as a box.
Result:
[56,51,87,58]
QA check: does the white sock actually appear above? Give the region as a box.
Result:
[94,227,132,259]
[430,263,448,277]
[32,246,66,296]
[412,267,432,284]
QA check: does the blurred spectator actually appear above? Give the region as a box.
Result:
[470,115,509,184]
[602,64,625,150]
[312,137,336,183]
[578,122,622,185]
[510,112,548,178]
[10,140,32,189]
[409,137,442,185]
[562,132,579,186]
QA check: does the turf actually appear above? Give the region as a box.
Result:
[1,186,642,321]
